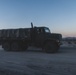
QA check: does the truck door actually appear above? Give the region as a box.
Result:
[35,28,45,47]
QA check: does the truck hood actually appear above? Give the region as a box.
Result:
[51,33,62,41]
[46,33,62,41]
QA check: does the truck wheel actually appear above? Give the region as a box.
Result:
[3,43,10,51]
[22,45,28,51]
[11,42,19,51]
[43,41,58,53]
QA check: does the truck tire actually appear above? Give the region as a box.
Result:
[11,42,20,51]
[43,41,58,53]
[3,42,10,51]
[22,45,28,51]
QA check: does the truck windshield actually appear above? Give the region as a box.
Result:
[44,27,50,33]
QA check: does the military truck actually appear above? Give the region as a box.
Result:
[0,23,62,53]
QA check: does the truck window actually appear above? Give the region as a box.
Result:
[37,28,44,33]
[44,28,50,33]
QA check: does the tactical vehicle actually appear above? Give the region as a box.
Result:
[0,23,62,53]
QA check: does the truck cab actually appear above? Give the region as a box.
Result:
[31,26,62,53]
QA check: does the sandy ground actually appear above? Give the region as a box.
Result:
[0,46,76,75]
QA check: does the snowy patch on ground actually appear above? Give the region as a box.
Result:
[61,41,76,47]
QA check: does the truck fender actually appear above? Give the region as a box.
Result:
[43,39,58,46]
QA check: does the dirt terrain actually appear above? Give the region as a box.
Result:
[0,46,76,75]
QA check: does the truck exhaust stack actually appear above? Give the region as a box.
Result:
[31,22,33,28]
